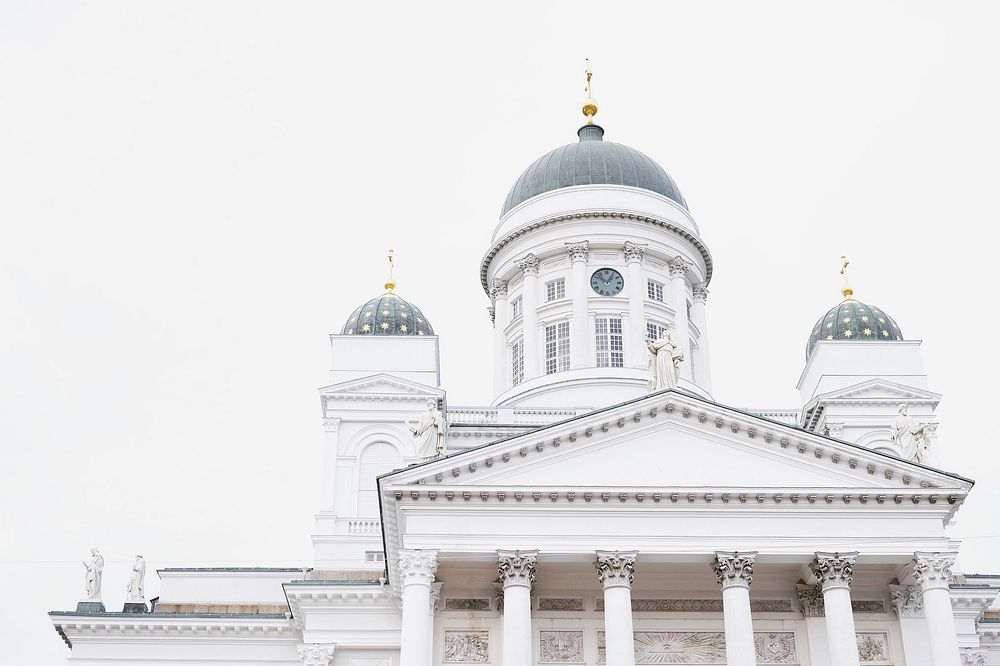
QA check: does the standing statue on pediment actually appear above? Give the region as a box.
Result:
[126,555,146,603]
[83,547,104,601]
[412,398,445,459]
[647,327,684,391]
[890,404,926,460]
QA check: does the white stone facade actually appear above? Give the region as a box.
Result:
[48,111,1000,666]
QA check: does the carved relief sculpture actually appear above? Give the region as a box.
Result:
[539,631,584,663]
[297,644,336,666]
[754,633,797,664]
[795,584,825,617]
[889,584,923,617]
[855,633,890,664]
[443,631,489,663]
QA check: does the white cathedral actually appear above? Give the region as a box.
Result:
[51,73,1000,666]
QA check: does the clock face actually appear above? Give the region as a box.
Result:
[591,268,625,296]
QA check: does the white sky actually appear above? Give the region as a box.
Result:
[3,1,1000,663]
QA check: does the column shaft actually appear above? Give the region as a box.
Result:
[712,551,757,666]
[914,552,961,666]
[668,256,692,381]
[397,550,438,666]
[596,551,637,666]
[519,255,540,380]
[498,549,537,666]
[623,242,646,369]
[812,551,860,666]
[567,242,590,369]
[690,283,711,392]
[492,280,509,395]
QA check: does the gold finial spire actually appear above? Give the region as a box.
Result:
[385,249,396,293]
[839,255,855,301]
[582,59,599,123]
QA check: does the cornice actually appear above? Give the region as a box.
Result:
[480,211,713,295]
[49,613,295,649]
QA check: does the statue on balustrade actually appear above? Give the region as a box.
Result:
[412,398,445,459]
[82,547,104,600]
[126,555,146,603]
[647,327,684,391]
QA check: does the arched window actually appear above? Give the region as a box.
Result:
[357,442,401,517]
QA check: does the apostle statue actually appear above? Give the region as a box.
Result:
[126,554,146,603]
[83,547,104,600]
[411,398,445,459]
[647,327,684,391]
[890,404,926,460]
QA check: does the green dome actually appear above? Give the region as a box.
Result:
[806,300,903,358]
[341,292,434,337]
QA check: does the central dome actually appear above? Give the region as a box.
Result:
[501,124,687,215]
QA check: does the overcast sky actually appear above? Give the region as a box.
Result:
[3,2,1000,663]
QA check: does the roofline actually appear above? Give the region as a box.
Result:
[378,388,974,485]
[48,611,289,619]
[157,567,309,574]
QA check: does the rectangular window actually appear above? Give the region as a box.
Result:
[544,322,571,374]
[511,296,523,319]
[595,317,624,368]
[647,280,664,302]
[365,550,386,563]
[511,338,524,386]
[646,322,667,341]
[545,278,566,302]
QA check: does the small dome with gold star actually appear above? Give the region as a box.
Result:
[341,292,434,337]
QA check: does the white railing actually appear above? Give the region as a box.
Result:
[447,407,583,427]
[346,519,382,534]
[746,408,801,426]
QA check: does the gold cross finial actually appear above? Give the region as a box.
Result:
[582,59,599,123]
[385,249,396,293]
[839,255,854,300]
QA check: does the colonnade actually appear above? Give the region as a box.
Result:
[395,549,963,666]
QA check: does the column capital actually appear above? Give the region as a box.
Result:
[487,306,496,326]
[297,643,336,666]
[397,549,439,588]
[595,550,637,589]
[623,241,646,265]
[692,282,709,303]
[825,421,844,438]
[810,551,858,591]
[912,551,957,591]
[795,583,825,617]
[490,279,508,300]
[497,549,537,589]
[668,255,690,278]
[712,551,757,589]
[518,254,539,276]
[888,584,924,617]
[961,648,988,665]
[430,581,444,614]
[565,240,590,262]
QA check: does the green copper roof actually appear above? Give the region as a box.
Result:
[341,293,434,337]
[501,124,687,215]
[806,300,903,358]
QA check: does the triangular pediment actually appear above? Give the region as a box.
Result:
[813,379,942,405]
[320,373,443,399]
[383,390,969,493]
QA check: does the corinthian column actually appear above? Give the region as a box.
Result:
[712,551,757,666]
[518,255,540,379]
[566,241,590,369]
[913,552,961,666]
[690,282,711,391]
[596,551,637,666]
[498,549,537,666]
[398,549,438,666]
[667,256,692,381]
[623,242,647,369]
[491,279,509,395]
[811,552,860,666]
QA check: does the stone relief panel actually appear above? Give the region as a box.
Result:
[445,598,491,611]
[856,632,891,665]
[754,633,797,664]
[595,631,798,664]
[538,631,585,663]
[596,598,792,612]
[443,631,490,663]
[852,600,886,613]
[539,598,584,611]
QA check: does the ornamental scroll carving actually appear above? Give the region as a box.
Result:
[443,631,489,663]
[811,551,857,590]
[565,241,590,263]
[539,631,584,663]
[623,241,646,264]
[538,598,583,611]
[445,598,491,611]
[497,549,537,588]
[913,551,957,591]
[518,254,540,276]
[712,551,756,589]
[856,632,890,664]
[297,644,336,666]
[595,550,637,588]
[397,549,438,586]
[889,584,923,617]
[595,598,792,612]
